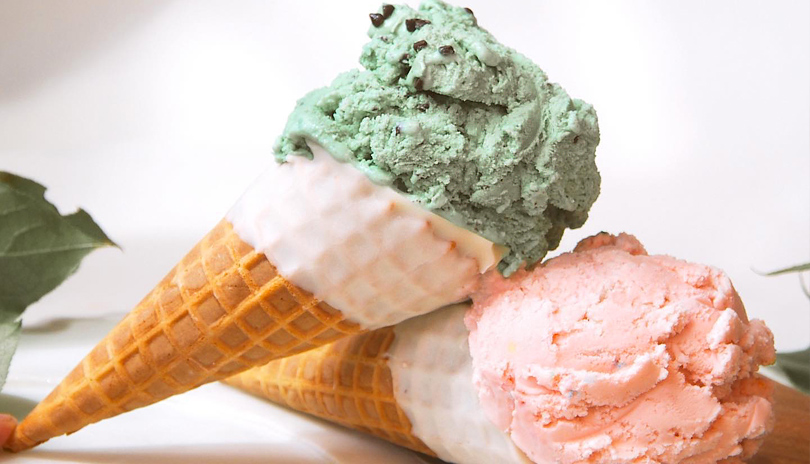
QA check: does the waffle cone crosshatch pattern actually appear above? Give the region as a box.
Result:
[5,220,363,451]
[226,327,435,456]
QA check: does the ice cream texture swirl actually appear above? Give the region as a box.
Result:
[467,233,776,464]
[274,0,600,274]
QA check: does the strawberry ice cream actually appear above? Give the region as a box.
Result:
[466,232,776,464]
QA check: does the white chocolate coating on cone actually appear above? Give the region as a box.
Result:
[388,304,530,464]
[227,142,501,329]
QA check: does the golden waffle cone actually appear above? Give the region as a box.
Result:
[224,326,436,457]
[224,305,531,463]
[4,219,363,452]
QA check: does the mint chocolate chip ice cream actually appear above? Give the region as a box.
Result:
[274,0,600,274]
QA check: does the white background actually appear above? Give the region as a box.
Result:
[0,1,807,461]
[4,0,806,347]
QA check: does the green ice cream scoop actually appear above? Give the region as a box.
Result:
[274,0,600,275]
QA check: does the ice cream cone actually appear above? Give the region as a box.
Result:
[5,141,501,452]
[4,219,365,452]
[224,304,530,464]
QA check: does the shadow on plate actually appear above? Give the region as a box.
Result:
[22,318,74,334]
[0,393,36,420]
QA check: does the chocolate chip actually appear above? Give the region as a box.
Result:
[381,4,394,19]
[414,78,424,91]
[438,45,455,56]
[573,135,580,144]
[413,40,428,52]
[464,7,477,25]
[399,60,411,78]
[405,18,431,32]
[416,103,430,111]
[369,13,385,27]
[395,125,402,135]
[379,35,390,43]
[393,177,408,192]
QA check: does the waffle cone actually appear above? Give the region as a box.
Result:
[224,326,435,457]
[5,219,363,452]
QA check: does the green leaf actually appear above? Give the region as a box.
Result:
[0,172,49,205]
[0,318,21,392]
[775,348,810,394]
[762,262,810,276]
[0,172,116,390]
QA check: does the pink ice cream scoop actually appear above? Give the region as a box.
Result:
[466,232,776,464]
